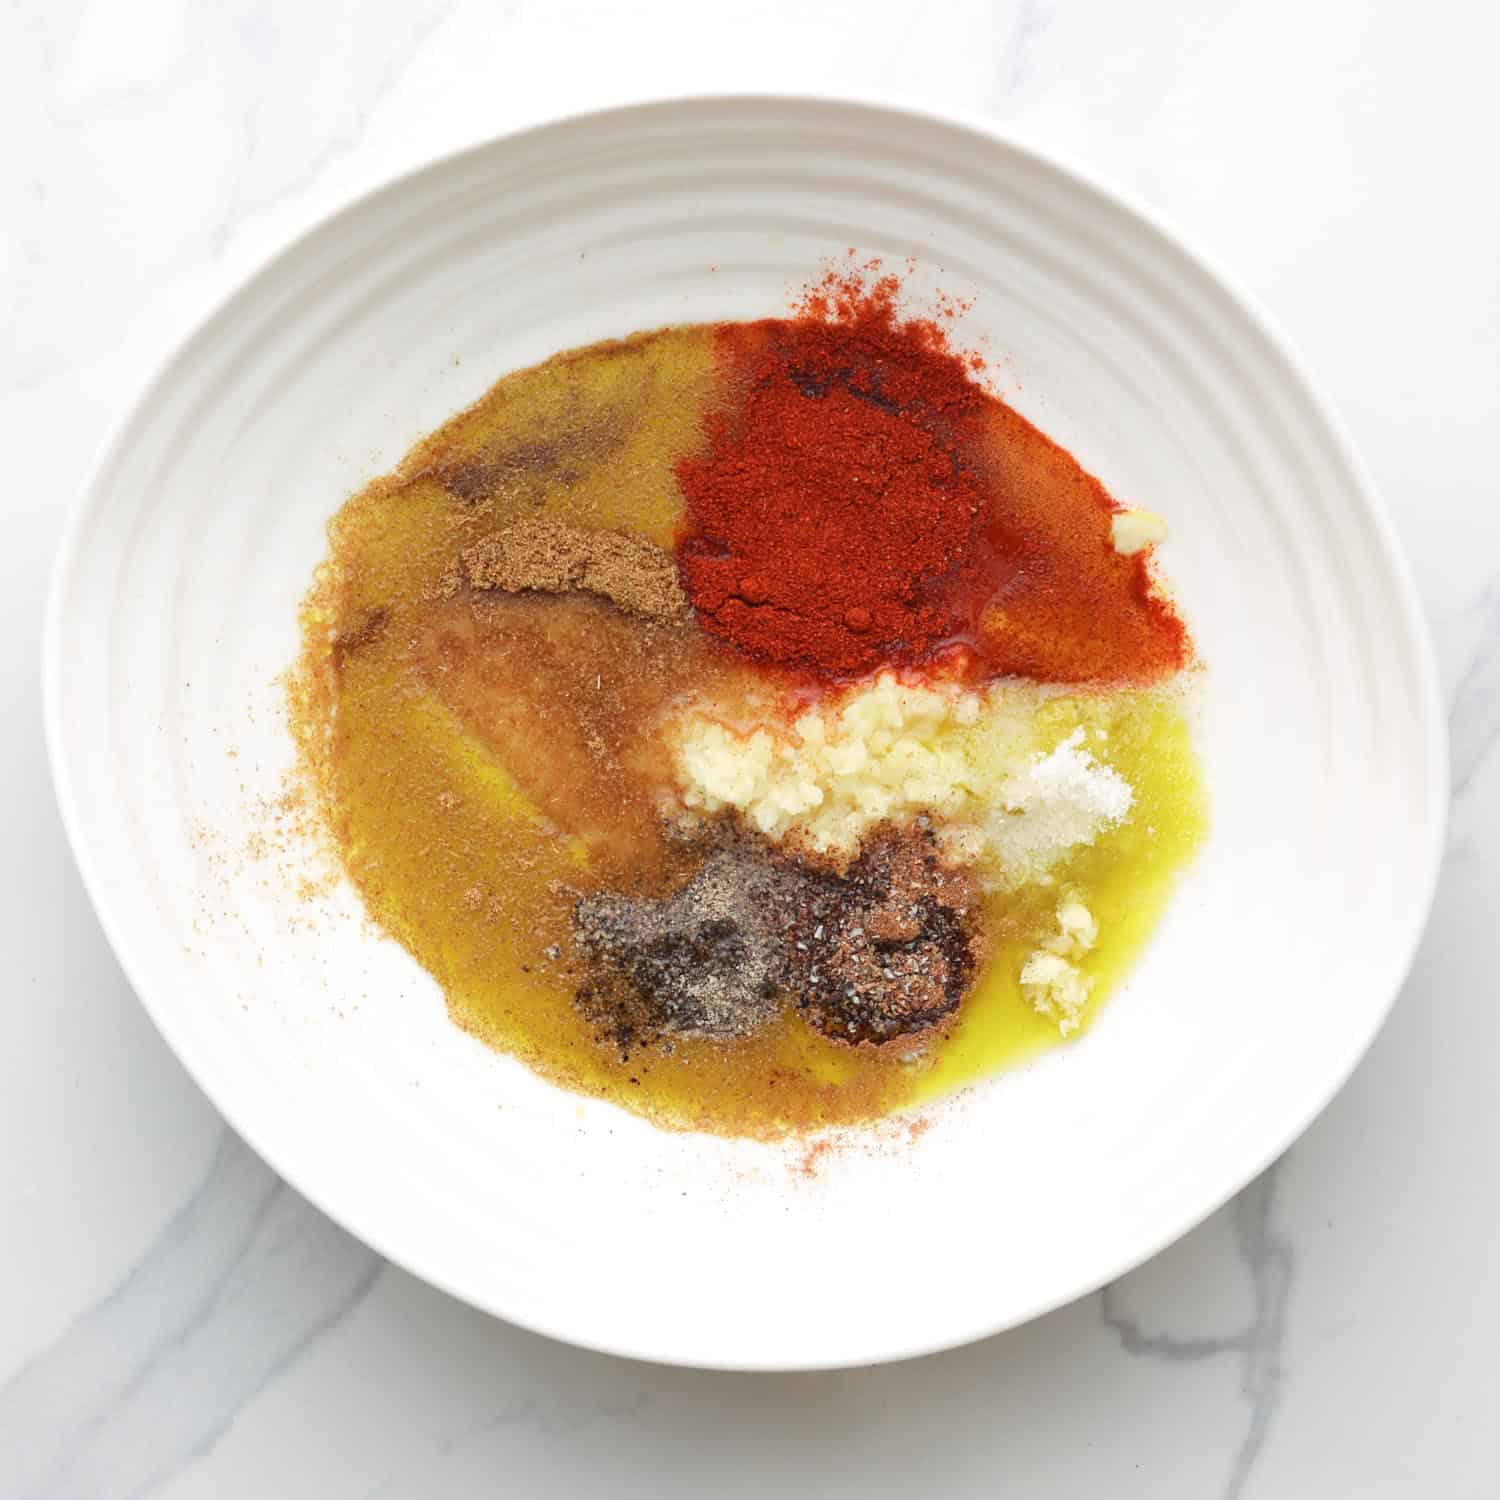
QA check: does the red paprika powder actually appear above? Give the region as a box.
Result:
[674,269,1190,686]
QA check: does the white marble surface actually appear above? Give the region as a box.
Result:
[3,1,1496,1494]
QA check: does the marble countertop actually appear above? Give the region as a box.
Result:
[4,2,1496,1495]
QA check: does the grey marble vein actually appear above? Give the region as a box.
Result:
[0,1131,382,1500]
[1101,1165,1293,1500]
[362,1386,656,1500]
[207,0,466,257]
[997,0,1054,99]
[1450,581,1500,799]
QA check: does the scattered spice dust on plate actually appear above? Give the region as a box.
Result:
[288,262,1207,1139]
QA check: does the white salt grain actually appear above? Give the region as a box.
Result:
[983,729,1132,885]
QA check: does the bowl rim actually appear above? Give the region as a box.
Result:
[42,90,1450,1370]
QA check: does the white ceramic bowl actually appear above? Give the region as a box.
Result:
[44,97,1445,1370]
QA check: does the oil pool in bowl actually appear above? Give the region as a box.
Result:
[289,262,1207,1139]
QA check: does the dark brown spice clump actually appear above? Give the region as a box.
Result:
[572,829,981,1054]
[785,833,980,1045]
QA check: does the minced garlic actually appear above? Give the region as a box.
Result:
[671,674,976,851]
[1109,508,1168,556]
[1020,894,1101,1034]
[666,674,1133,883]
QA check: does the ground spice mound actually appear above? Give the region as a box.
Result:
[675,290,989,678]
[575,849,800,1044]
[785,829,980,1045]
[453,519,688,624]
[572,828,980,1053]
[674,267,1190,685]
